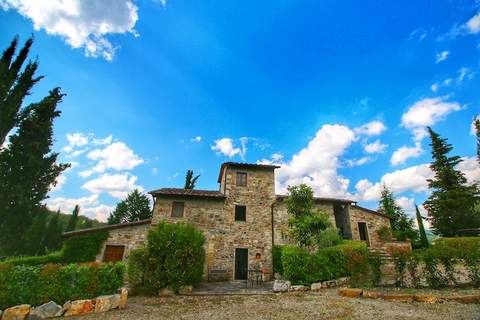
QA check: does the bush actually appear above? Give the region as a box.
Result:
[272,245,284,276]
[377,225,392,241]
[0,262,125,310]
[2,231,109,266]
[128,221,205,294]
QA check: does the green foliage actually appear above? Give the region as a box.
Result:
[184,169,200,189]
[272,245,284,275]
[108,189,152,225]
[65,205,80,232]
[2,231,109,266]
[41,211,63,253]
[0,262,125,310]
[424,127,480,236]
[280,241,378,285]
[128,221,205,294]
[474,116,480,165]
[376,225,392,241]
[284,184,314,219]
[415,204,429,248]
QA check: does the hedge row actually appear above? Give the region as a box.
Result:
[393,237,480,288]
[277,241,381,285]
[0,262,125,310]
[1,231,109,266]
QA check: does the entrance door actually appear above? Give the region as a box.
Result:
[358,222,369,246]
[235,248,248,280]
[103,245,125,262]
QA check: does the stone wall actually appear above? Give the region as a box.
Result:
[349,205,391,248]
[95,223,150,263]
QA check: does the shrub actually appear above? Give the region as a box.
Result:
[2,231,109,266]
[0,262,125,310]
[272,245,284,276]
[315,228,342,249]
[376,225,392,241]
[128,221,205,294]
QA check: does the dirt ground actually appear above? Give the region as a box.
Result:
[78,289,480,320]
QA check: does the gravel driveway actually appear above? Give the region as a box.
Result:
[78,289,479,320]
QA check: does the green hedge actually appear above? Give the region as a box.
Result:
[2,231,109,266]
[280,241,378,285]
[128,221,205,294]
[0,262,125,310]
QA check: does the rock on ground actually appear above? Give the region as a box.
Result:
[63,300,94,316]
[272,280,291,292]
[29,301,64,319]
[1,304,30,320]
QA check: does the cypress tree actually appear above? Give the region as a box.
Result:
[474,116,480,165]
[0,36,43,145]
[24,208,48,255]
[415,204,429,248]
[424,127,480,236]
[65,204,80,232]
[184,170,200,189]
[41,211,63,252]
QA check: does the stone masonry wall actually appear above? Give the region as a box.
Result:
[95,223,150,263]
[349,206,391,248]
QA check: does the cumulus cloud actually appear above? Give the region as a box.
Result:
[435,51,450,64]
[274,124,356,197]
[82,173,142,199]
[62,133,112,156]
[46,194,114,222]
[401,96,462,141]
[0,0,139,60]
[471,115,480,135]
[80,142,144,177]
[345,157,372,168]
[211,138,247,160]
[354,121,386,136]
[466,11,480,33]
[390,142,424,166]
[81,204,115,222]
[457,157,480,184]
[397,196,416,215]
[364,139,387,154]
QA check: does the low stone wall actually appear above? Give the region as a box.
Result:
[0,289,128,319]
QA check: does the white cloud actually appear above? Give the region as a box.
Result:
[51,174,67,192]
[401,96,462,141]
[152,167,158,175]
[92,135,113,145]
[82,173,142,199]
[457,157,480,184]
[471,115,480,135]
[390,142,424,166]
[211,138,247,159]
[1,0,139,60]
[66,133,89,148]
[355,163,433,201]
[364,139,387,154]
[274,124,356,197]
[46,194,99,213]
[82,204,115,222]
[354,121,386,137]
[466,11,480,33]
[345,157,372,168]
[435,51,450,64]
[457,67,474,84]
[397,196,416,217]
[80,142,143,177]
[190,136,202,143]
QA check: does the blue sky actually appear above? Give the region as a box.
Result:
[1,0,479,222]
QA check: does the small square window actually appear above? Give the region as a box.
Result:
[171,201,184,218]
[236,172,247,187]
[235,205,246,221]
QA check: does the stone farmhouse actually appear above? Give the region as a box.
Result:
[64,162,392,281]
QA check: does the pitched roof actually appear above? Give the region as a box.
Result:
[351,205,392,220]
[276,194,354,204]
[217,162,281,182]
[149,188,226,199]
[62,219,152,238]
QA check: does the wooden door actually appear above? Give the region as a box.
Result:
[103,245,125,262]
[234,248,248,280]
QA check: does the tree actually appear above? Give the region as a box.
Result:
[285,184,341,248]
[424,127,480,236]
[0,36,42,145]
[378,185,417,241]
[65,205,80,232]
[415,204,429,248]
[41,211,63,252]
[474,116,480,165]
[0,37,69,256]
[24,208,48,255]
[184,170,200,189]
[107,189,152,225]
[80,219,94,229]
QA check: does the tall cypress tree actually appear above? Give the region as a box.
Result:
[415,204,429,248]
[424,127,480,236]
[41,211,63,252]
[474,116,480,165]
[65,204,80,232]
[184,170,200,189]
[0,36,42,145]
[24,208,48,255]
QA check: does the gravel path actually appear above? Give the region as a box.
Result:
[77,289,480,320]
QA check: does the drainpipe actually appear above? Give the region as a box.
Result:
[271,201,275,247]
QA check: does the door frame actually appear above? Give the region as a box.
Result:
[234,247,248,280]
[357,222,370,247]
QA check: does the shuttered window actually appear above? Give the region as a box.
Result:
[236,172,247,187]
[235,205,246,221]
[171,201,185,218]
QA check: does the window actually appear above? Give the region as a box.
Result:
[171,201,185,218]
[235,205,246,221]
[236,172,247,187]
[103,245,125,262]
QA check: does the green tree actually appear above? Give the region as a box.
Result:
[474,116,480,165]
[65,205,79,232]
[415,204,429,248]
[80,219,94,229]
[184,170,200,189]
[24,208,48,255]
[424,127,480,236]
[0,36,42,145]
[285,184,341,248]
[41,211,63,252]
[378,185,417,241]
[107,189,152,225]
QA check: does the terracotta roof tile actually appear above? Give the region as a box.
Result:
[149,188,225,199]
[217,162,280,182]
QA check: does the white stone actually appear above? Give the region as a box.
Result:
[273,280,291,292]
[311,282,323,291]
[29,301,63,318]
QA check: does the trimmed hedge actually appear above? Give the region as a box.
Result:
[280,241,379,285]
[0,262,125,310]
[2,231,109,266]
[128,221,205,294]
